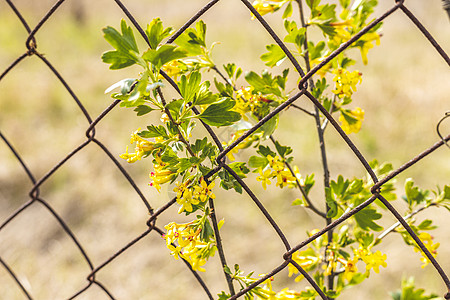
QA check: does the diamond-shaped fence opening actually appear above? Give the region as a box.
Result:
[0,0,449,299]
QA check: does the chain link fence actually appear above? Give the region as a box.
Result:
[1,0,449,299]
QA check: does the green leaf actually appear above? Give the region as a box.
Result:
[354,206,383,231]
[248,156,269,169]
[404,178,429,207]
[177,158,193,173]
[200,219,214,241]
[325,187,338,218]
[165,98,184,120]
[282,1,293,19]
[195,98,241,127]
[261,44,287,67]
[133,105,155,116]
[214,78,234,98]
[302,174,315,195]
[102,19,140,69]
[218,169,243,194]
[229,162,250,178]
[178,71,202,104]
[257,115,278,141]
[308,41,326,61]
[191,137,208,154]
[339,0,351,9]
[245,70,282,97]
[139,125,169,139]
[142,45,187,69]
[101,51,138,70]
[161,147,179,166]
[417,219,437,231]
[223,265,232,275]
[145,18,173,49]
[284,20,306,49]
[330,175,350,199]
[217,291,231,300]
[257,145,276,157]
[390,277,439,300]
[195,81,218,105]
[273,140,292,158]
[175,20,207,56]
[224,63,236,79]
[306,0,320,10]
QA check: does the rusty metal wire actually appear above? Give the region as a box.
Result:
[0,0,449,299]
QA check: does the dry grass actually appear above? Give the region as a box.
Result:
[0,0,449,299]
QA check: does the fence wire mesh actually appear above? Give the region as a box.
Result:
[0,0,449,299]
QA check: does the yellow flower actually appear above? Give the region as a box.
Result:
[251,0,288,18]
[275,169,296,188]
[339,107,364,134]
[176,188,197,213]
[338,256,359,282]
[174,178,215,214]
[267,155,284,172]
[149,166,175,192]
[161,60,183,80]
[120,128,157,163]
[226,147,239,161]
[273,288,301,299]
[358,32,380,65]
[256,168,272,190]
[360,250,387,274]
[310,57,333,77]
[332,68,362,98]
[193,178,216,202]
[167,244,184,260]
[119,145,140,163]
[414,232,440,268]
[288,248,320,282]
[163,221,213,272]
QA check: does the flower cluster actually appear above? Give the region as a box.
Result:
[234,86,273,119]
[119,128,157,163]
[173,178,216,214]
[287,231,387,284]
[251,0,289,18]
[288,247,322,282]
[414,232,440,268]
[327,6,381,64]
[332,68,362,99]
[256,155,297,190]
[353,247,387,276]
[163,221,215,272]
[149,153,175,192]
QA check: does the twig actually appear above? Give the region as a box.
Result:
[268,136,327,218]
[296,0,334,291]
[156,87,196,157]
[376,204,437,241]
[291,103,316,116]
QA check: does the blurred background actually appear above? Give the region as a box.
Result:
[0,0,449,299]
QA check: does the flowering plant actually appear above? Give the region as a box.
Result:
[102,0,450,299]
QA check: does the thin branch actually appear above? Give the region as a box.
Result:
[291,103,316,116]
[321,94,338,131]
[211,65,235,88]
[268,136,327,218]
[156,87,196,157]
[296,0,334,292]
[376,203,437,241]
[208,197,236,295]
